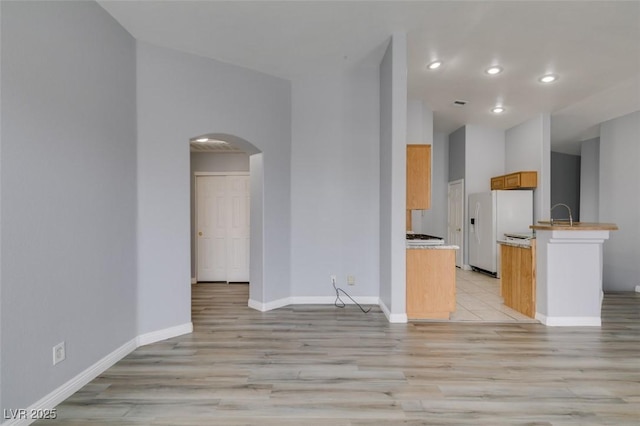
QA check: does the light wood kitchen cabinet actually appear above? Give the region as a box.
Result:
[500,240,536,318]
[491,175,505,190]
[406,145,431,210]
[406,248,456,319]
[490,171,537,190]
[505,171,537,189]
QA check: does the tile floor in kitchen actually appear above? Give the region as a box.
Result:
[451,268,537,322]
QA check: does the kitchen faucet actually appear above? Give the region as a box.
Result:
[550,203,573,226]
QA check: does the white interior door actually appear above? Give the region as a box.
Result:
[448,179,464,268]
[197,176,227,281]
[196,174,250,282]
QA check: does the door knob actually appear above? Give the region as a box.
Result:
[198,232,203,236]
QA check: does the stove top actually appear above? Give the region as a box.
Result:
[406,234,445,246]
[406,233,444,241]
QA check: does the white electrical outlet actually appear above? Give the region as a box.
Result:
[347,275,355,285]
[53,342,66,365]
[635,285,640,293]
[330,275,336,285]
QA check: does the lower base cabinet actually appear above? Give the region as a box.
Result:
[406,249,456,319]
[500,240,536,318]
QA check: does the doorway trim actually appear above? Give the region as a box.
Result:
[448,179,464,269]
[189,133,266,310]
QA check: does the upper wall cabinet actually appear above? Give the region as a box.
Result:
[491,171,538,190]
[407,144,431,209]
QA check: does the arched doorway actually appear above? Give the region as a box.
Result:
[189,133,264,307]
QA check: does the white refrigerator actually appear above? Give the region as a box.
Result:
[468,190,533,276]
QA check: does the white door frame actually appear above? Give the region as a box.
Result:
[448,179,464,269]
[194,172,249,283]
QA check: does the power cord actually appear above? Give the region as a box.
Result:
[332,278,371,313]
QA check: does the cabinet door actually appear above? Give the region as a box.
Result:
[491,176,505,190]
[503,171,537,189]
[407,249,456,319]
[406,145,431,210]
[504,173,521,188]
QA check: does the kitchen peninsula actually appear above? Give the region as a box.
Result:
[530,222,618,326]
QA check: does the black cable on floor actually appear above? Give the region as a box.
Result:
[333,280,371,313]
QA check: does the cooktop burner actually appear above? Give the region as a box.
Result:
[406,234,444,241]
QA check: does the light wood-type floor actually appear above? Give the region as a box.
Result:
[40,284,640,425]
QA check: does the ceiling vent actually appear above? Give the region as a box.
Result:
[453,100,468,106]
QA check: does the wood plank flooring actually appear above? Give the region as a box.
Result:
[38,284,640,425]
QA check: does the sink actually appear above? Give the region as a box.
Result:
[537,220,580,227]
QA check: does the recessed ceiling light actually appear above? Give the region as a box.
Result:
[195,138,209,142]
[492,106,505,114]
[539,74,558,83]
[486,66,503,75]
[427,60,443,70]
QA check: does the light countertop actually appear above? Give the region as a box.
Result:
[406,245,459,250]
[530,222,618,231]
[497,240,532,249]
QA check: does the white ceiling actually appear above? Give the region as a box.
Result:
[99,1,640,154]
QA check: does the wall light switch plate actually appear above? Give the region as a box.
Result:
[347,275,355,285]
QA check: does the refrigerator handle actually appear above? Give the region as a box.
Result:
[475,203,481,243]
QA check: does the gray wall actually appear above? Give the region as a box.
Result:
[379,33,408,320]
[379,39,393,313]
[420,131,449,240]
[1,0,3,411]
[505,114,551,223]
[599,111,640,291]
[189,152,250,279]
[580,138,599,222]
[291,67,380,299]
[136,42,291,334]
[551,151,581,221]
[464,125,506,266]
[1,0,136,411]
[448,127,466,182]
[448,125,506,266]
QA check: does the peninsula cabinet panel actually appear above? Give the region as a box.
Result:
[406,249,456,319]
[407,144,431,210]
[500,240,536,318]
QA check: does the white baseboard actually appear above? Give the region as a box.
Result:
[191,277,197,284]
[250,296,406,323]
[535,312,601,327]
[248,297,291,312]
[136,322,193,347]
[462,264,472,271]
[290,296,380,305]
[2,339,137,426]
[3,323,194,426]
[248,296,380,312]
[378,299,408,323]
